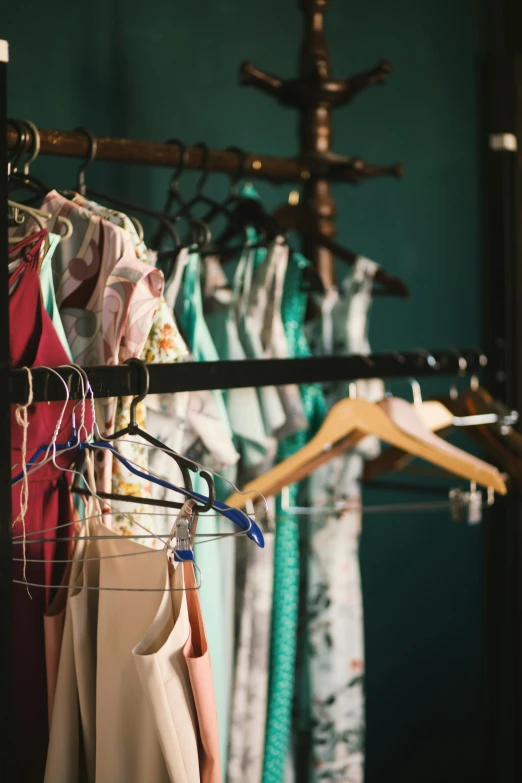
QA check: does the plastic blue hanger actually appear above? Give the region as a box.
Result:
[80,440,264,548]
[12,359,265,549]
[172,550,195,562]
[13,432,264,548]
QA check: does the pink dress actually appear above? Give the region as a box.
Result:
[183,563,222,783]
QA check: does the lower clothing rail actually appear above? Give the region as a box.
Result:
[9,348,486,403]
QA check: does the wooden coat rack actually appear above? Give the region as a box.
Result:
[241,0,402,286]
[6,0,401,290]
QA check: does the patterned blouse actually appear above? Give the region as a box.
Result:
[70,196,189,538]
[42,191,165,498]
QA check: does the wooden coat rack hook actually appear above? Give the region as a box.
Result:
[239,0,403,288]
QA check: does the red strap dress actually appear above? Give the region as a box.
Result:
[9,230,91,782]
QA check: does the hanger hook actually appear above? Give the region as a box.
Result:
[190,216,211,251]
[21,120,40,176]
[7,119,28,177]
[73,127,98,196]
[72,364,98,441]
[125,358,150,430]
[468,348,487,391]
[414,348,440,372]
[167,138,190,196]
[193,141,210,197]
[188,143,214,247]
[449,347,468,377]
[66,365,88,441]
[226,146,249,197]
[408,377,423,406]
[194,470,216,514]
[166,140,212,251]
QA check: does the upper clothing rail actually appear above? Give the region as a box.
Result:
[6,123,403,184]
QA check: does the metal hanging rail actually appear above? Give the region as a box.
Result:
[9,348,487,404]
[6,124,403,184]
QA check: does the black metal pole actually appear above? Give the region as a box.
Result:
[481,26,522,779]
[7,348,487,403]
[0,39,14,783]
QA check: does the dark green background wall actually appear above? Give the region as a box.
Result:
[4,1,483,780]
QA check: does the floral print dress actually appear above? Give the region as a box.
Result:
[229,240,308,783]
[304,258,383,783]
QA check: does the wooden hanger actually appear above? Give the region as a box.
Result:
[460,389,522,487]
[364,389,522,488]
[413,400,456,431]
[363,393,459,482]
[225,396,506,509]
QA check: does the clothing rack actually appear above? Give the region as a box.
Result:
[0,3,499,780]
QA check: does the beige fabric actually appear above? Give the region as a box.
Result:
[45,499,201,783]
[44,524,90,782]
[44,511,82,726]
[133,563,200,783]
[44,560,70,727]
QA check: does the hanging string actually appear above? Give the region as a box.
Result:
[13,366,33,593]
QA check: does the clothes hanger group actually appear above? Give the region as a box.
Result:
[12,486,204,579]
[7,119,409,304]
[150,141,406,299]
[11,361,265,549]
[272,202,410,299]
[364,362,522,489]
[6,123,267,548]
[226,367,507,510]
[152,143,269,264]
[7,119,73,244]
[7,121,181,271]
[71,127,187,270]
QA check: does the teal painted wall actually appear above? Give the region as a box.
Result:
[4,1,482,780]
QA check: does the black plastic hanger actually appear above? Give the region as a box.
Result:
[72,358,216,513]
[71,127,183,264]
[149,139,210,258]
[174,142,223,219]
[70,448,216,514]
[273,202,410,299]
[8,119,53,197]
[106,359,213,496]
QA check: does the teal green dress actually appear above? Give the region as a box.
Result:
[39,233,74,362]
[235,191,287,440]
[262,253,326,783]
[203,252,269,471]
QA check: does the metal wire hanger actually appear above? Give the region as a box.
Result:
[67,358,265,547]
[71,126,183,265]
